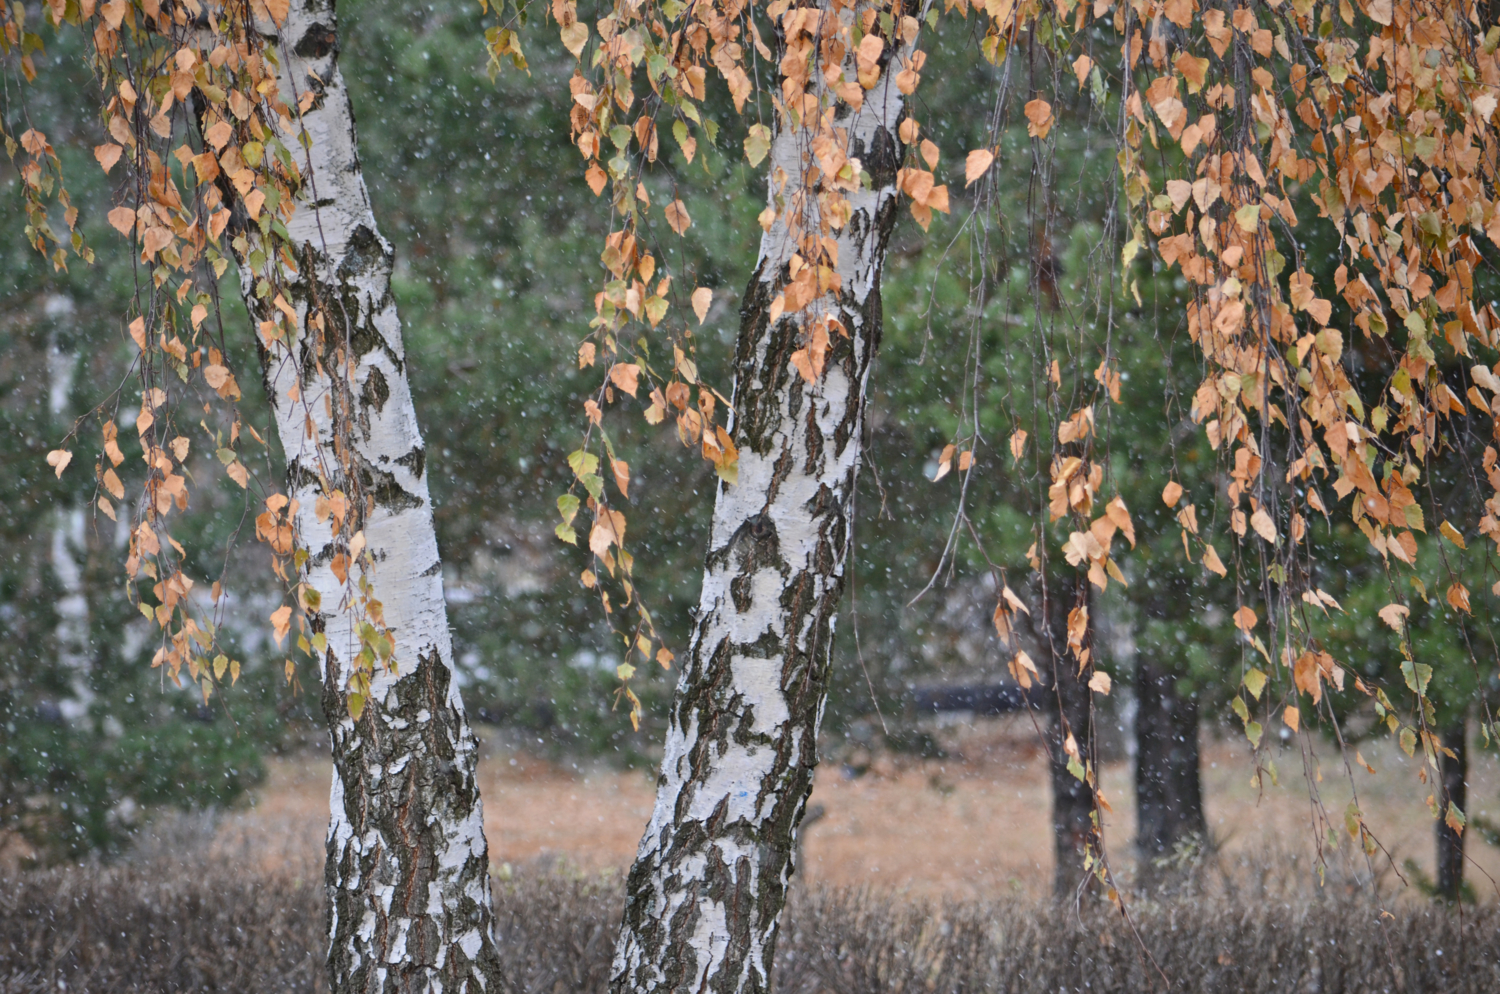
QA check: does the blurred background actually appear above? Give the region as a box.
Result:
[1,0,1497,908]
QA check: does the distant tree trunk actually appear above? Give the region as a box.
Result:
[1043,569,1095,900]
[233,2,506,991]
[1436,716,1468,902]
[608,13,911,994]
[1133,657,1206,883]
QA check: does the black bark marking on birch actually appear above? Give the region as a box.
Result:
[295,22,339,58]
[395,445,426,480]
[362,366,391,414]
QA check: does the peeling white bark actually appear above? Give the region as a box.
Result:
[610,11,913,993]
[230,2,505,991]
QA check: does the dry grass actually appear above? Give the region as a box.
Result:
[217,719,1500,903]
[1,854,1496,993]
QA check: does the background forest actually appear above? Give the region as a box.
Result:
[0,0,1496,921]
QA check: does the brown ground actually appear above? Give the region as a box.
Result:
[217,715,1500,903]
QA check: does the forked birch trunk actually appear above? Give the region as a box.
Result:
[235,2,506,990]
[610,10,911,993]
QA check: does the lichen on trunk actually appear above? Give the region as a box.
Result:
[609,6,913,993]
[231,1,507,990]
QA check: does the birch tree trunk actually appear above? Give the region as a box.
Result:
[609,11,911,994]
[234,3,506,990]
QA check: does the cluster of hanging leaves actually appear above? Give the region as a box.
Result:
[485,0,957,724]
[1101,0,1500,849]
[20,0,396,714]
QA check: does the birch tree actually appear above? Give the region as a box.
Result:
[578,5,926,990]
[15,0,508,986]
[233,2,508,989]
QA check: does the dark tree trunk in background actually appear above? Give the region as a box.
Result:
[1134,657,1206,883]
[1043,570,1095,899]
[1436,716,1468,902]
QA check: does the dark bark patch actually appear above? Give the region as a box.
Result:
[295,22,339,59]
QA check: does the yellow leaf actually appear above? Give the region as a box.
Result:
[1024,98,1054,139]
[1446,583,1471,614]
[1439,519,1466,549]
[107,206,136,236]
[1162,480,1184,507]
[1250,507,1278,544]
[664,199,692,235]
[204,120,233,150]
[270,604,292,646]
[1008,429,1027,461]
[1283,705,1300,732]
[1071,54,1093,88]
[965,149,994,186]
[609,363,641,397]
[692,287,712,324]
[1377,603,1409,630]
[46,449,72,478]
[1233,605,1257,631]
[585,164,607,196]
[1367,0,1392,24]
[95,143,123,174]
[1202,544,1227,576]
[560,21,589,58]
[227,461,248,487]
[1088,671,1112,695]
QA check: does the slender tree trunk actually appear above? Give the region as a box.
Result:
[1133,657,1206,884]
[1043,570,1094,899]
[608,13,910,994]
[236,2,506,990]
[1436,716,1468,902]
[46,314,92,723]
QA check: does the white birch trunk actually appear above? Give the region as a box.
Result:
[610,11,912,993]
[47,308,91,723]
[231,2,506,990]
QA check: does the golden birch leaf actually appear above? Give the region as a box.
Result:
[1439,519,1466,549]
[560,21,589,58]
[692,287,712,324]
[1377,603,1409,630]
[585,164,607,196]
[1008,429,1027,460]
[608,363,641,397]
[46,449,72,477]
[270,604,292,646]
[95,143,123,173]
[1283,706,1300,733]
[1446,583,1471,614]
[1071,54,1093,88]
[1088,671,1112,695]
[107,207,135,236]
[1024,98,1053,139]
[964,149,994,187]
[1233,605,1257,631]
[1162,480,1184,507]
[664,199,692,235]
[1250,507,1278,544]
